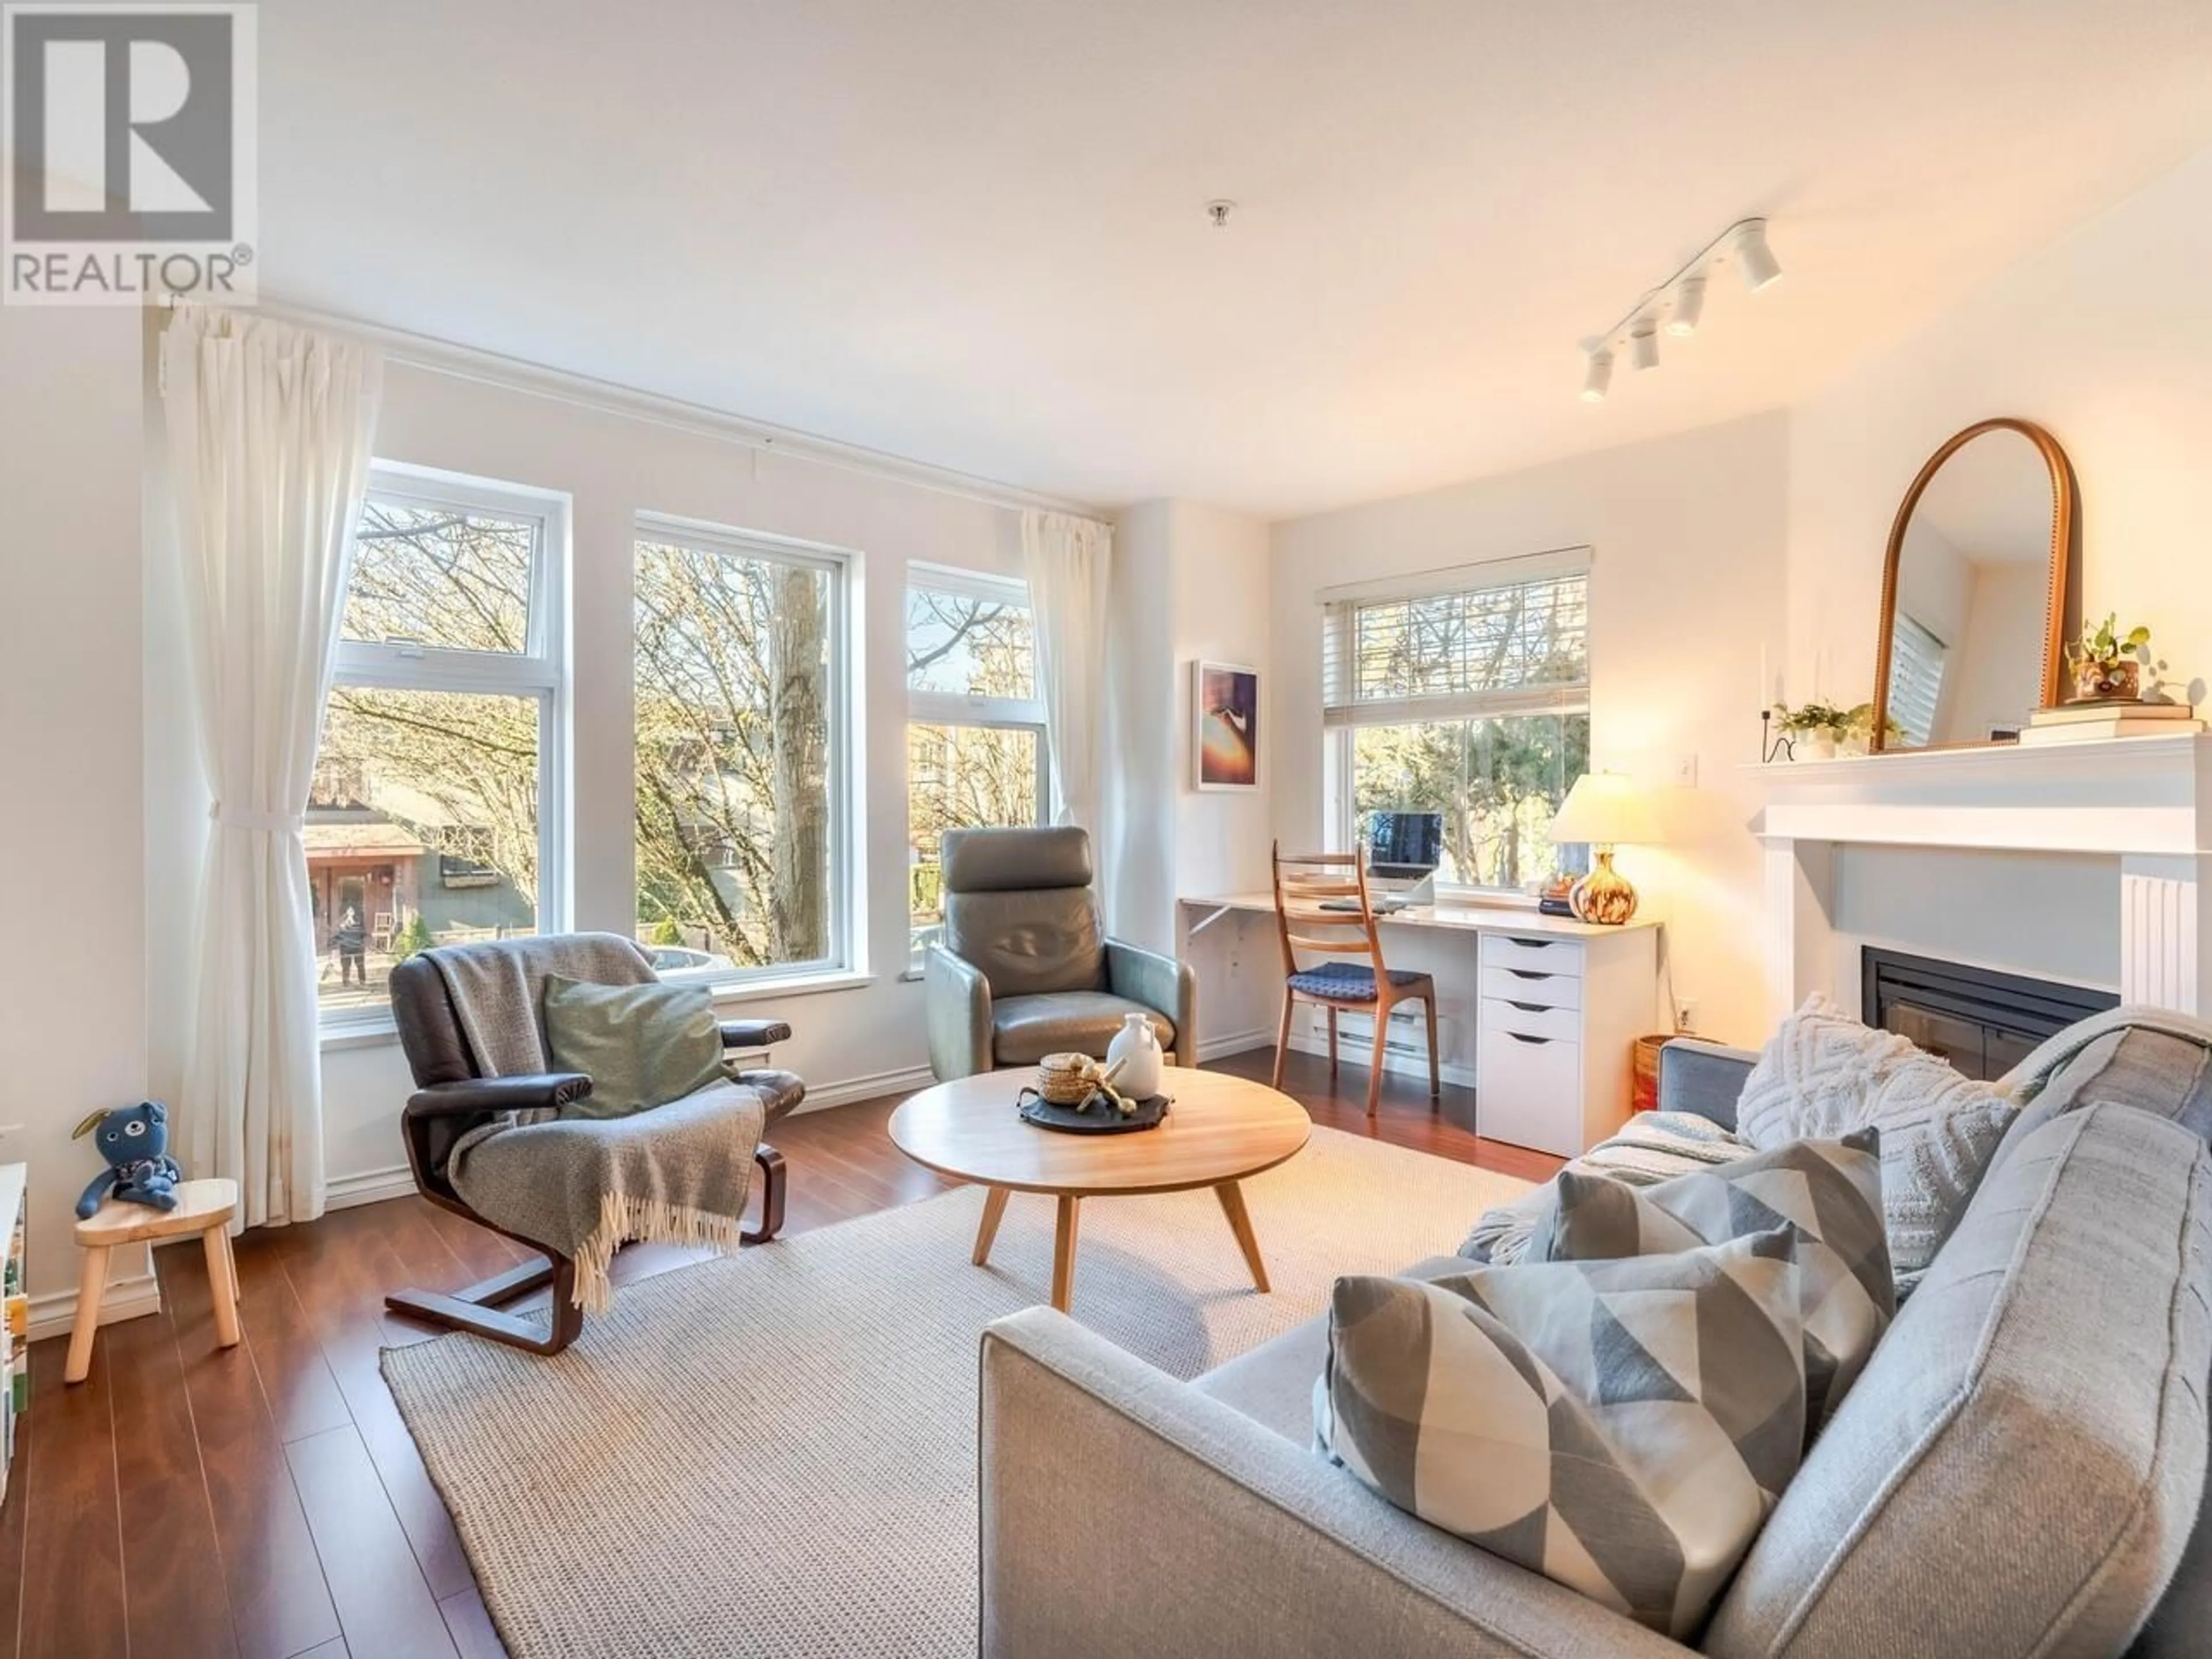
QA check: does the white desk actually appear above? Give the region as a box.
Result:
[1177,895,1662,1157]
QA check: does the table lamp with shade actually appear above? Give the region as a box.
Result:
[1547,771,1658,925]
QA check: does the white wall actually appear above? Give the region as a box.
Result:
[1269,412,1793,1050]
[1103,499,1277,1054]
[1,307,151,1314]
[1790,141,2212,721]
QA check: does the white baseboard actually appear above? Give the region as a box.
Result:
[1197,1027,1275,1062]
[784,1063,938,1115]
[27,1270,161,1345]
[325,1164,419,1211]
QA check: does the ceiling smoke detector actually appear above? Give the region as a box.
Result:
[1205,199,1236,229]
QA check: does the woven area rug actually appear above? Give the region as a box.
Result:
[381,1124,1531,1658]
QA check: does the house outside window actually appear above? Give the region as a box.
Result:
[1323,555,1591,894]
[310,465,570,1022]
[906,567,1048,959]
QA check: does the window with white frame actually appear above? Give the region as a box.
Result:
[633,521,853,984]
[906,569,1048,956]
[1884,612,1946,748]
[310,467,568,1020]
[1323,556,1591,894]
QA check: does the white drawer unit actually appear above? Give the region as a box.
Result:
[1476,1025,1585,1158]
[1479,933,1586,978]
[1478,964,1582,1011]
[1479,997,1580,1044]
[1473,922,1660,1160]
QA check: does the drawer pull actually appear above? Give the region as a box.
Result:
[1506,968,1554,982]
[1508,999,1547,1013]
[1507,1032,1552,1046]
[1508,937,1555,949]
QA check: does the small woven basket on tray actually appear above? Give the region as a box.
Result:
[1034,1052,1107,1105]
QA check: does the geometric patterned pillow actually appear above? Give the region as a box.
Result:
[1316,1230,1808,1639]
[1527,1129,1893,1437]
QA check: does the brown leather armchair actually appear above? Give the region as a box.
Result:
[924,827,1196,1081]
[387,936,804,1354]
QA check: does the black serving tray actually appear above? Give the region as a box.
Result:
[1016,1090,1171,1134]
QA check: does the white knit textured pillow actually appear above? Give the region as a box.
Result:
[1736,995,2017,1283]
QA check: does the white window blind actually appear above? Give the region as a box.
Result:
[1322,558,1590,729]
[1886,613,1946,747]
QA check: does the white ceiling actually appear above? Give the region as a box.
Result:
[255,1,2212,518]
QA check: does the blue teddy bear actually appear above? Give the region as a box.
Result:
[73,1101,184,1220]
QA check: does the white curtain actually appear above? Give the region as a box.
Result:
[1021,510,1113,833]
[162,308,383,1229]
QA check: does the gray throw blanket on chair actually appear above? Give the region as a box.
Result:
[433,933,766,1314]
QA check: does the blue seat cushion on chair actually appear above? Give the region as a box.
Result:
[1287,963,1427,1001]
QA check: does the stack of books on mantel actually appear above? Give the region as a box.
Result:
[2017,699,2205,745]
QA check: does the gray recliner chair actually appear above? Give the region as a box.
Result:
[925,827,1197,1081]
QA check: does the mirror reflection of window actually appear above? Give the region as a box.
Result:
[1885,428,2054,748]
[1885,615,1946,747]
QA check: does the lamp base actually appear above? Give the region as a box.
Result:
[1569,849,1638,926]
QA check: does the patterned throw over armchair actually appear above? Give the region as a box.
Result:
[923,827,1196,1081]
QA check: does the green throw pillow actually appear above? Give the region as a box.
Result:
[541,975,727,1119]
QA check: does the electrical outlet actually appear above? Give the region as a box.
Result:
[1673,999,1698,1034]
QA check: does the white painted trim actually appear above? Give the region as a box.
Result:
[244,296,1103,520]
[785,1064,938,1114]
[1751,735,2212,1020]
[325,1165,419,1212]
[1196,1027,1276,1062]
[26,1270,160,1346]
[1747,734,2212,857]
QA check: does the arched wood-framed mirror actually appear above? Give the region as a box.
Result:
[1870,418,2079,752]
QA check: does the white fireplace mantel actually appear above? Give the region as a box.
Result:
[1749,734,2212,1022]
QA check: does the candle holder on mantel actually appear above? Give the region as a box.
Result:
[1760,708,1794,764]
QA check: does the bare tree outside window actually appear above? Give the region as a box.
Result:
[905,580,1047,951]
[310,490,556,1014]
[634,538,836,973]
[1327,570,1591,892]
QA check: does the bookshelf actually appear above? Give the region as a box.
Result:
[1,1162,25,1504]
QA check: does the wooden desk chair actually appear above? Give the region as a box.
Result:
[1270,843,1441,1116]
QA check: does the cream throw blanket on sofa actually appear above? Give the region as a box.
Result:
[432,934,765,1313]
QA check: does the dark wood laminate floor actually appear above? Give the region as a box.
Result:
[1,1048,1559,1659]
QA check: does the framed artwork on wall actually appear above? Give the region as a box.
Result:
[1192,660,1260,790]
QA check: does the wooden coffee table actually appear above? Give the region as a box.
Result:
[888,1066,1311,1312]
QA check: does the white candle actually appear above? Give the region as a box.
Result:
[1758,643,1769,712]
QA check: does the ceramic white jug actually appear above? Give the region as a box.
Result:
[1106,1011,1164,1100]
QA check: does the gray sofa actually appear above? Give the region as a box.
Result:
[925,826,1196,1081]
[980,1021,2212,1658]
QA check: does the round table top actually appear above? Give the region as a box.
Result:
[74,1176,238,1246]
[888,1066,1311,1197]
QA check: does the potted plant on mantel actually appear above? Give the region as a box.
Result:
[1772,700,1853,760]
[2065,613,2152,703]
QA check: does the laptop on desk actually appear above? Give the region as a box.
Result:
[1319,810,1442,914]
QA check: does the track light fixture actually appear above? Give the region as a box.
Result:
[1580,345,1614,403]
[1731,219,1782,292]
[1577,215,1781,401]
[1630,317,1660,371]
[1666,274,1705,337]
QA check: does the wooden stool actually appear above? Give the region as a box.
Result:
[66,1177,240,1384]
